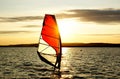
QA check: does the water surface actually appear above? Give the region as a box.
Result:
[0,47,120,79]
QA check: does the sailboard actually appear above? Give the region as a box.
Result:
[37,14,62,69]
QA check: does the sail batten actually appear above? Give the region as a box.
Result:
[39,42,60,48]
[41,33,59,39]
[43,25,57,30]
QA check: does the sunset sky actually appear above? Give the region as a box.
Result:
[0,0,120,45]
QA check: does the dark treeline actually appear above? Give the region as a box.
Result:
[62,43,120,47]
[0,43,120,47]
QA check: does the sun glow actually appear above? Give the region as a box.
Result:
[58,19,79,42]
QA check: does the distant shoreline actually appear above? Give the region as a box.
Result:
[0,43,120,47]
[62,43,120,47]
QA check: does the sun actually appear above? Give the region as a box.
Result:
[58,19,79,38]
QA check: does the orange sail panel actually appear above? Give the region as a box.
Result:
[41,14,60,55]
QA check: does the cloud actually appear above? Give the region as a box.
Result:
[56,8,120,24]
[0,16,43,22]
[0,31,34,34]
[79,34,120,36]
[23,25,40,28]
[0,9,120,24]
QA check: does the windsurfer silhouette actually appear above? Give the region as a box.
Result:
[54,51,62,71]
[54,35,62,71]
[37,14,62,72]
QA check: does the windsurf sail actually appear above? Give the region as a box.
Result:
[37,14,62,68]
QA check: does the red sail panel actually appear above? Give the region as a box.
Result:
[41,14,60,55]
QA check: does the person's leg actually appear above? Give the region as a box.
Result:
[58,55,61,70]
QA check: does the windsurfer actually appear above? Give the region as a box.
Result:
[54,52,62,71]
[37,14,62,72]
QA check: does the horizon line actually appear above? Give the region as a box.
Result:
[0,42,120,47]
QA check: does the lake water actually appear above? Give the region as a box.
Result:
[0,47,120,79]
